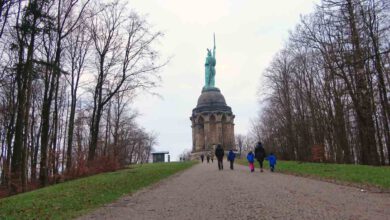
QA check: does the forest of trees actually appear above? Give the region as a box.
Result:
[253,0,389,165]
[0,0,162,194]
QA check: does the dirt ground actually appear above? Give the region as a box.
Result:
[78,162,390,220]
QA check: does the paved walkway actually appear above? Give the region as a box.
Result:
[79,162,389,220]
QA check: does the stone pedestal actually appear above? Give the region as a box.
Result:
[190,88,235,157]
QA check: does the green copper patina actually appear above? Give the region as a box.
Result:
[204,34,216,89]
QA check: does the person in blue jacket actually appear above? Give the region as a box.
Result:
[227,149,236,170]
[247,151,255,172]
[266,153,277,172]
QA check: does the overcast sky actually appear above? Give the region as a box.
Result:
[129,0,319,160]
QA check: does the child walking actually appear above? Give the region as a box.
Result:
[247,151,255,172]
[267,153,277,172]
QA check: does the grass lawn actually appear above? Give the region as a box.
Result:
[236,159,390,189]
[0,161,195,220]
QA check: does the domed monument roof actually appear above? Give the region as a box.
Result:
[193,87,232,114]
[197,88,226,107]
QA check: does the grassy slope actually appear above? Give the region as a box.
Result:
[236,159,390,189]
[0,162,195,220]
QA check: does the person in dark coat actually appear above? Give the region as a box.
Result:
[200,154,204,163]
[254,142,266,172]
[227,150,236,170]
[215,144,224,170]
[206,154,210,163]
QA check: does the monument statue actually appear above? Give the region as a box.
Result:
[190,33,236,158]
[204,34,216,89]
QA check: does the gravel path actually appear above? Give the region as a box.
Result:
[79,162,389,220]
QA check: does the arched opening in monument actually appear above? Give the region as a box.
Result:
[197,116,205,151]
[209,114,216,148]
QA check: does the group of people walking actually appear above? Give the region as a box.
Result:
[247,142,276,172]
[200,153,214,163]
[200,142,277,172]
[214,144,236,170]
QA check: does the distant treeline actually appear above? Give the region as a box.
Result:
[0,0,163,194]
[253,0,390,165]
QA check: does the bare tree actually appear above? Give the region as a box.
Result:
[235,134,244,158]
[39,0,90,186]
[0,0,162,197]
[87,0,163,161]
[64,20,90,172]
[0,0,17,38]
[254,0,390,165]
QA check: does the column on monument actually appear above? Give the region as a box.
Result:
[216,114,223,146]
[209,114,217,147]
[196,115,205,151]
[224,116,230,149]
[203,114,210,151]
[221,114,228,148]
[225,115,233,150]
[228,115,235,149]
[191,118,196,152]
[230,115,236,150]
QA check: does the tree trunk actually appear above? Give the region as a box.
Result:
[51,73,60,177]
[40,73,54,186]
[345,0,379,165]
[3,88,16,187]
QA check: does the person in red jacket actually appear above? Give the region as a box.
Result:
[247,151,255,172]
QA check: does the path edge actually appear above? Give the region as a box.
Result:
[76,162,199,219]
